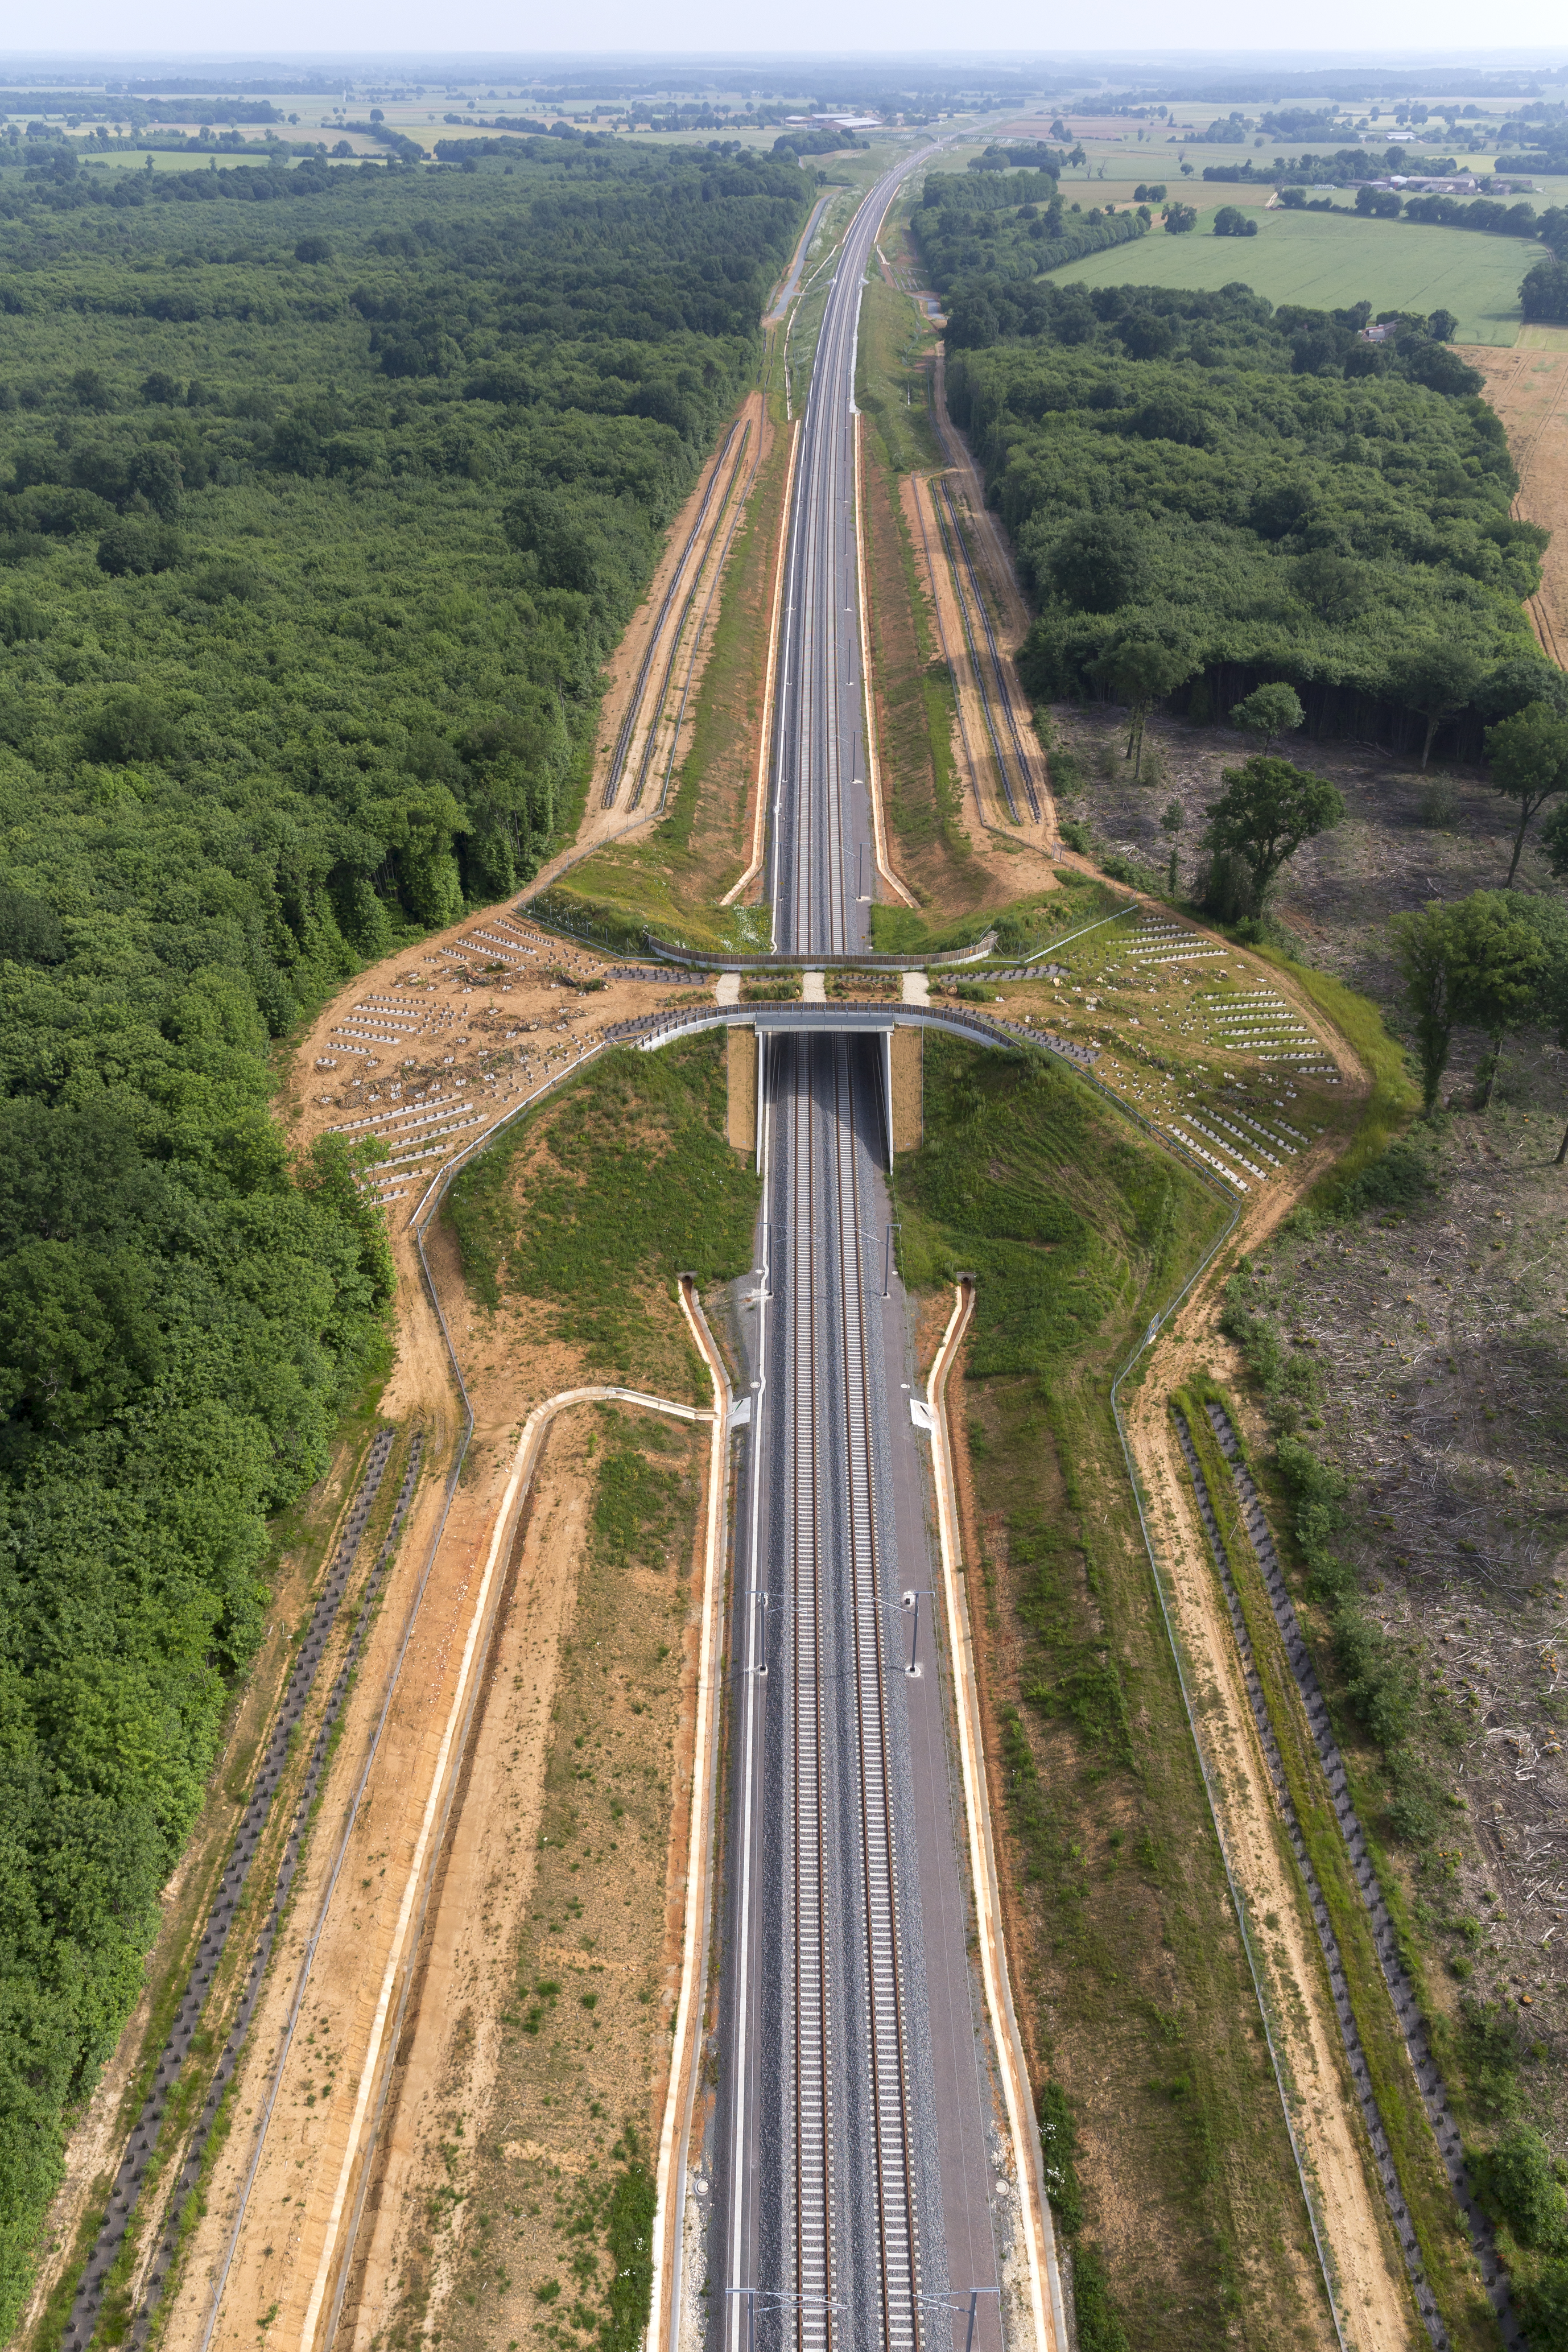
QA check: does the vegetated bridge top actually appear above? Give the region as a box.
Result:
[520,898,1008,972]
[599,997,1244,1207]
[601,995,1097,1063]
[643,931,999,971]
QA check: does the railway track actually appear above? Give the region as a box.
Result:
[788,1041,835,2352]
[601,413,748,810]
[647,430,761,815]
[828,1042,922,2352]
[934,475,1040,824]
[723,143,1020,2352]
[769,145,940,954]
[778,1035,923,2352]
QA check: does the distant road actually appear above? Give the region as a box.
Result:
[768,142,940,955]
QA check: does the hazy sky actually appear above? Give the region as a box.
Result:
[18,6,1568,65]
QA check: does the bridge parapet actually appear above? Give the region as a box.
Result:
[598,996,1098,1070]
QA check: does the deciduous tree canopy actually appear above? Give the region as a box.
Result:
[0,138,804,2328]
[1393,891,1548,1110]
[938,283,1553,758]
[1202,754,1346,902]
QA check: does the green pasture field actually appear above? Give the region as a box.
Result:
[77,150,345,173]
[1046,204,1536,344]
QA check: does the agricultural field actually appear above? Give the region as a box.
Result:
[1047,206,1539,345]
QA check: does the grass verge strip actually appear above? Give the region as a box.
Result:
[1192,1390,1512,2350]
[1096,1192,1365,2347]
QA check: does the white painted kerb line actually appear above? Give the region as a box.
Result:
[646,1285,730,2352]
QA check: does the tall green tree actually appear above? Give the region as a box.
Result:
[1160,795,1186,894]
[1091,638,1192,778]
[1393,641,1485,770]
[1511,895,1568,1161]
[1202,756,1345,906]
[1545,797,1568,881]
[1392,892,1548,1111]
[1483,698,1568,884]
[1229,682,1304,756]
[1516,2262,1568,2352]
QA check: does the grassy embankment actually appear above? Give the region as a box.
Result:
[448,1031,757,1392]
[1251,946,1421,1204]
[896,1032,1342,2351]
[869,866,1129,958]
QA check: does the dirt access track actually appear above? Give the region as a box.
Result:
[109,899,725,2352]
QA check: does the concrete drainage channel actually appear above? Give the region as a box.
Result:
[59,1428,423,2352]
[1174,1403,1520,2349]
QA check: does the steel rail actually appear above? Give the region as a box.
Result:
[790,1039,835,2352]
[627,420,754,810]
[832,1039,922,2352]
[927,478,1018,824]
[932,474,1041,824]
[601,412,745,808]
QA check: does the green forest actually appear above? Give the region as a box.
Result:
[938,282,1561,755]
[914,166,1149,299]
[0,141,806,2325]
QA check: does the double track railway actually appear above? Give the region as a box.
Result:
[927,473,1041,827]
[782,1035,923,2352]
[601,413,755,810]
[718,138,1010,2352]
